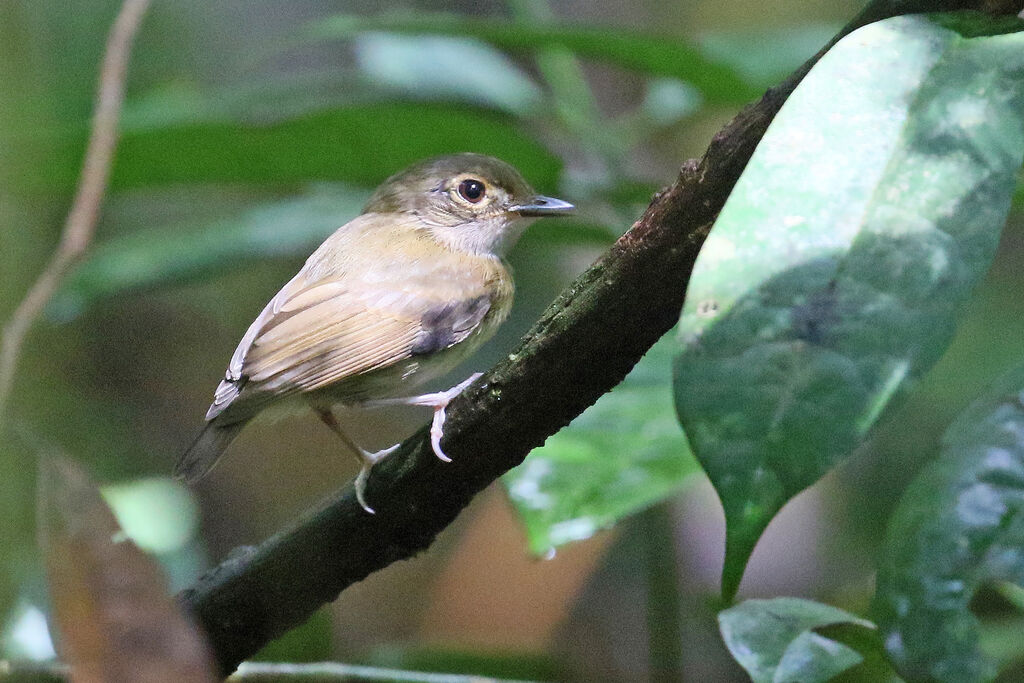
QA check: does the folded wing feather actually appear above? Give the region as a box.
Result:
[206,268,495,422]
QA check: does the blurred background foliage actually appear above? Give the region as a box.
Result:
[2,0,1023,680]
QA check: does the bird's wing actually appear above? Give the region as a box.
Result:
[206,265,495,421]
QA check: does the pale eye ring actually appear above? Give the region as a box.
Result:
[457,178,486,203]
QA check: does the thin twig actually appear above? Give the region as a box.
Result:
[230,661,539,682]
[0,0,150,422]
[642,504,684,683]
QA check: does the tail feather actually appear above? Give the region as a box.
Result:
[175,421,246,483]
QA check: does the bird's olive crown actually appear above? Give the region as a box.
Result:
[364,153,537,220]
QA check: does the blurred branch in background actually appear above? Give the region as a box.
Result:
[179,0,1017,675]
[640,504,684,683]
[0,0,149,422]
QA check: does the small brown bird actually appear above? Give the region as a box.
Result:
[176,154,574,512]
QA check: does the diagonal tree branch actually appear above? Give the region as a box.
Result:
[179,0,1018,675]
[0,0,150,423]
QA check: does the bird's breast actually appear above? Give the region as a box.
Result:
[312,255,513,405]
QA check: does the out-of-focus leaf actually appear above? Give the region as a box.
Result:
[522,219,619,246]
[995,581,1024,612]
[368,643,562,682]
[874,362,1024,682]
[504,333,701,556]
[119,64,538,132]
[305,13,757,105]
[719,598,875,683]
[38,455,216,683]
[117,75,367,130]
[641,78,702,126]
[48,185,369,321]
[673,15,1024,599]
[697,23,841,89]
[251,609,332,664]
[354,33,543,116]
[6,102,562,195]
[2,602,57,661]
[979,616,1024,678]
[101,478,199,555]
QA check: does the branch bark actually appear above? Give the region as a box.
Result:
[179,0,1017,675]
[0,0,150,422]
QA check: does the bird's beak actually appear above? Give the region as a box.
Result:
[510,195,575,217]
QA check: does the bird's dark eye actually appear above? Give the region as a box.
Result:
[457,178,486,203]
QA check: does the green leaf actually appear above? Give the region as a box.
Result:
[116,75,366,131]
[2,600,57,661]
[48,185,369,320]
[719,597,875,683]
[353,33,543,116]
[101,478,200,556]
[368,643,562,681]
[252,609,333,664]
[6,102,562,195]
[641,78,703,126]
[504,332,702,556]
[305,12,756,105]
[697,23,841,89]
[116,57,539,133]
[673,14,1024,599]
[874,361,1024,683]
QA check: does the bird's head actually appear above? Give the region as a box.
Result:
[364,153,575,256]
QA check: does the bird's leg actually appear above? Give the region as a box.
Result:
[361,372,482,463]
[315,408,398,515]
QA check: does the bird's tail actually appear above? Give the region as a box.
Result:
[174,420,246,483]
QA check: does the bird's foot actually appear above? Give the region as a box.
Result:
[360,372,482,463]
[424,373,481,462]
[396,372,482,462]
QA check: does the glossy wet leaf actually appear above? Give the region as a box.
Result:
[38,455,216,682]
[875,362,1024,682]
[673,14,1024,599]
[48,185,369,321]
[305,12,755,105]
[504,333,702,556]
[6,101,561,195]
[719,598,875,683]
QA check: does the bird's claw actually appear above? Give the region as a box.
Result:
[353,444,400,515]
[430,404,452,463]
[355,465,375,514]
[425,372,482,462]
